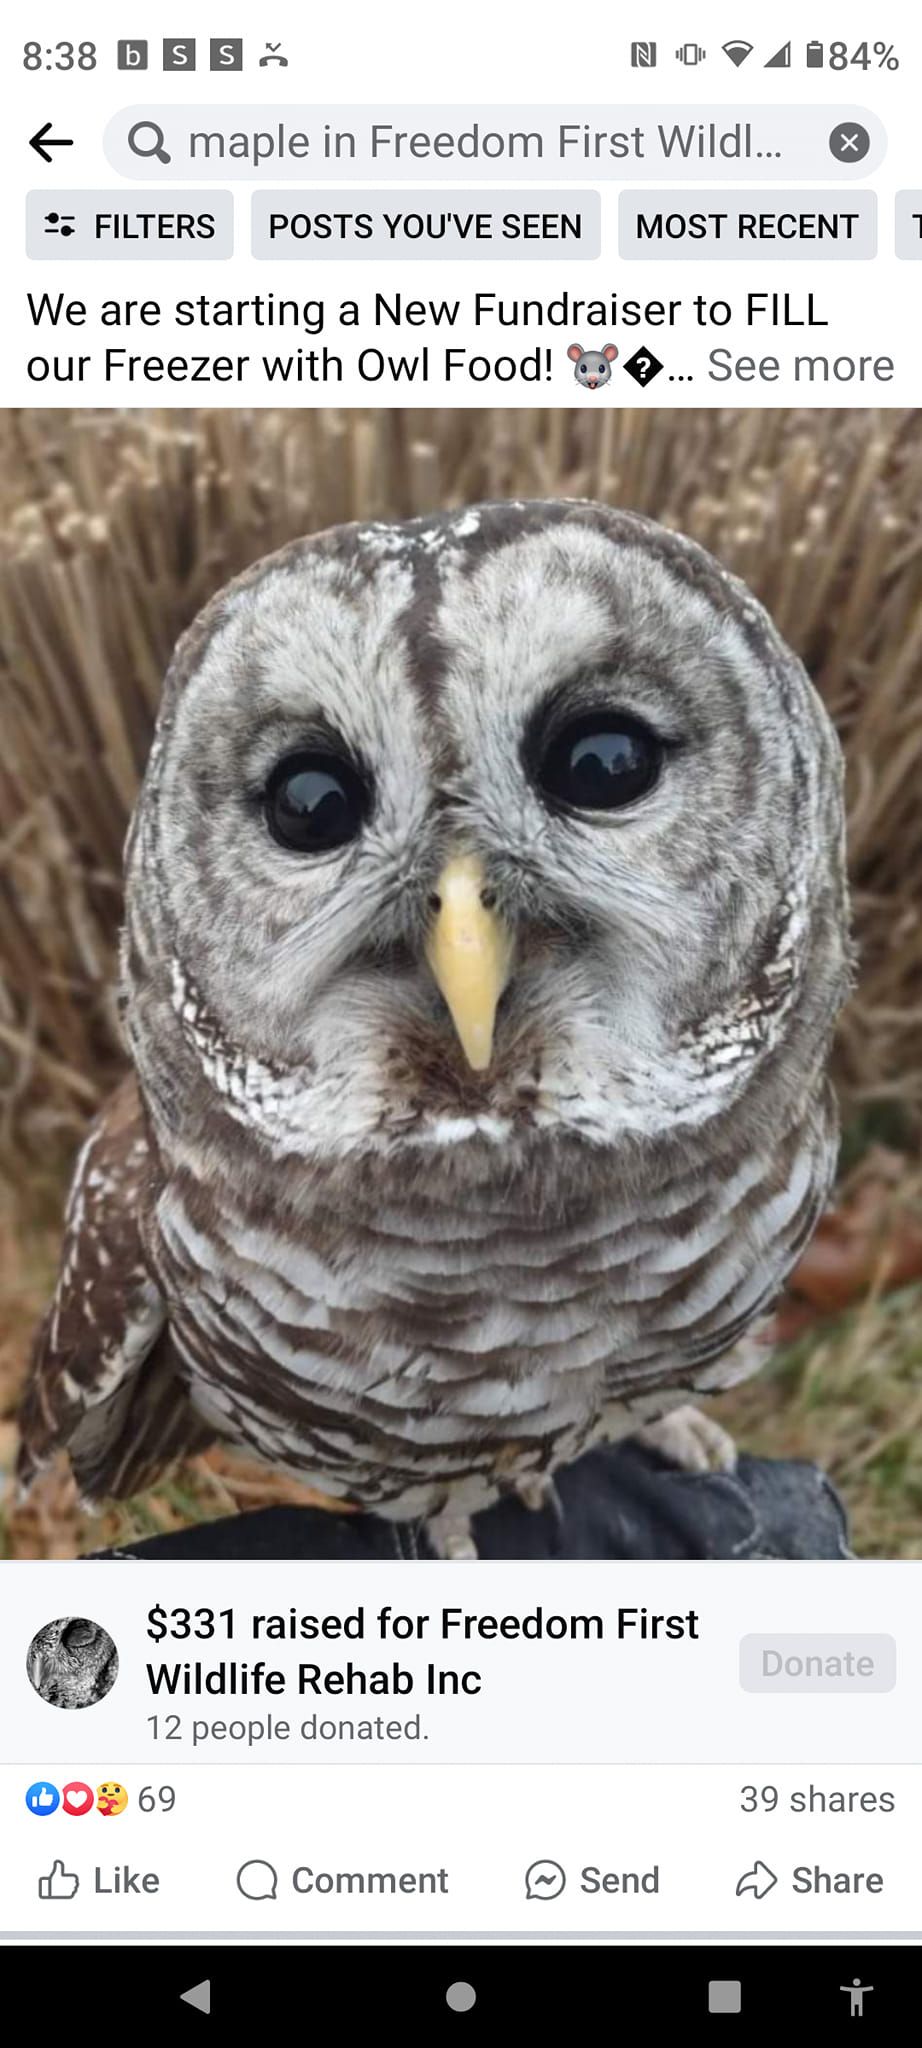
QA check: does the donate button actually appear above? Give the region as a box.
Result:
[739,1633,896,1693]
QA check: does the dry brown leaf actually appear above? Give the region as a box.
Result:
[771,1158,922,1340]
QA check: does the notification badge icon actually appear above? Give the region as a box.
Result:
[96,1781,128,1817]
[62,1781,94,1817]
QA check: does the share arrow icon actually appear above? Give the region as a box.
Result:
[735,1859,778,1900]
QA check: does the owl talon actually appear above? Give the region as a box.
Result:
[425,1511,479,1560]
[513,1471,564,1523]
[635,1404,738,1476]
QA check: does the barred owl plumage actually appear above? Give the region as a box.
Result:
[18,499,852,1544]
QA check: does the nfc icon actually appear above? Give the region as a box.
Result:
[117,39,148,69]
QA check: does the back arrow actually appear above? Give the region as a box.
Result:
[29,123,74,164]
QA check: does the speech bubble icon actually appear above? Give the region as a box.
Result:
[524,1858,566,1901]
[236,1859,278,1901]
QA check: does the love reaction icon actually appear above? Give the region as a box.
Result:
[62,1781,95,1816]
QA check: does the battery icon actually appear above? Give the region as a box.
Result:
[806,40,824,66]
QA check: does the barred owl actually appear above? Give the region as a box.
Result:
[18,500,852,1552]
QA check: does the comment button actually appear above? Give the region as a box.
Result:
[740,1634,896,1693]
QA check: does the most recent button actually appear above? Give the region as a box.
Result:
[739,1633,896,1693]
[619,189,877,259]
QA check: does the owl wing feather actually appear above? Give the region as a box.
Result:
[17,1073,213,1504]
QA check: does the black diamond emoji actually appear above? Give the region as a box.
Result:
[623,348,664,387]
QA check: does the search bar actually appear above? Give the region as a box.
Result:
[104,103,887,181]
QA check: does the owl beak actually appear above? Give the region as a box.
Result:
[425,853,513,1072]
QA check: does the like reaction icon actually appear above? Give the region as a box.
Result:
[25,1781,59,1816]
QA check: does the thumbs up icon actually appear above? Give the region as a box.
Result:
[25,1780,60,1815]
[38,1860,79,1901]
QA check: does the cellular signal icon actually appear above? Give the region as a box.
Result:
[722,40,754,67]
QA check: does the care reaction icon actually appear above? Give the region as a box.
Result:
[96,1781,129,1816]
[25,1780,59,1815]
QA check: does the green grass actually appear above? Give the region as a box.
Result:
[715,1282,922,1558]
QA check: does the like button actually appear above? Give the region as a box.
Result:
[38,1860,79,1901]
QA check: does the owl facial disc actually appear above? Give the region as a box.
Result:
[425,852,513,1071]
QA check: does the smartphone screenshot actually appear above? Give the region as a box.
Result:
[0,0,919,2020]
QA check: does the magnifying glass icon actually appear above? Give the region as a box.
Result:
[128,120,172,165]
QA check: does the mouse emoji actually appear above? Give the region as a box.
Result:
[567,342,618,390]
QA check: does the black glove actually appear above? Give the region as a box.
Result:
[94,1442,850,1561]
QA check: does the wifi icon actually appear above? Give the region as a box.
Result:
[722,39,754,66]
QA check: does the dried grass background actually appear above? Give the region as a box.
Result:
[1,405,920,1556]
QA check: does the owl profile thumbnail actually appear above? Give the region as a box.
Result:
[26,1617,119,1709]
[18,499,852,1555]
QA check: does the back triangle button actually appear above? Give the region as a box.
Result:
[180,1980,211,2015]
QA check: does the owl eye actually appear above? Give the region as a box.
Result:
[536,712,663,814]
[264,750,370,853]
